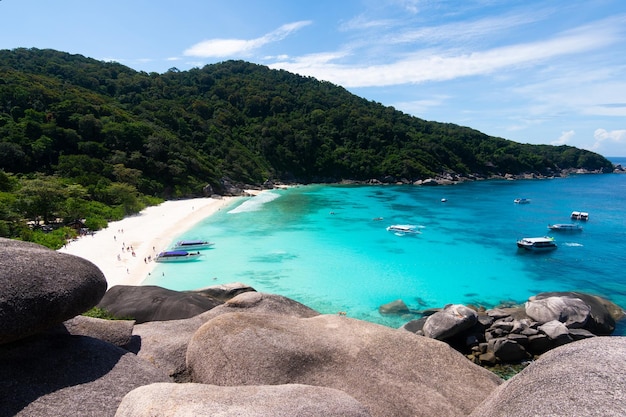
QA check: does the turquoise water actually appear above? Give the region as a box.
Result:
[144,160,626,330]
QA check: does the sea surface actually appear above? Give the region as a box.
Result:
[144,158,626,333]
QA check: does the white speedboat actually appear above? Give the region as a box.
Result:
[517,237,557,251]
[172,239,214,250]
[155,250,202,262]
[570,211,589,221]
[514,198,531,204]
[386,225,422,235]
[548,223,583,232]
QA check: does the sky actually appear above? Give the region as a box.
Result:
[1,0,625,157]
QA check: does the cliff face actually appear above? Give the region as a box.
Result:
[1,237,625,416]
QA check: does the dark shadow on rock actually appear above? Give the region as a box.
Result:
[0,334,122,415]
[122,334,142,354]
[0,333,168,416]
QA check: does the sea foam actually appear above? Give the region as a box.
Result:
[227,191,281,214]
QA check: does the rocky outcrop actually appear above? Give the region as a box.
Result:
[527,291,620,335]
[48,315,135,347]
[0,334,170,417]
[2,238,626,416]
[190,281,255,301]
[131,292,320,381]
[469,337,626,417]
[378,298,410,314]
[187,312,502,417]
[401,292,625,365]
[202,290,320,319]
[116,383,373,417]
[97,285,224,323]
[0,238,107,344]
[422,304,478,340]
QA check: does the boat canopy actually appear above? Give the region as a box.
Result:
[160,250,189,256]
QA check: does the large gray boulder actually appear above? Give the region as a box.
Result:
[115,383,373,417]
[202,291,320,319]
[132,292,319,381]
[97,285,223,323]
[189,282,255,301]
[525,295,590,328]
[46,315,136,347]
[422,304,478,340]
[527,292,623,334]
[187,312,502,417]
[469,337,626,417]
[0,238,107,344]
[0,334,170,417]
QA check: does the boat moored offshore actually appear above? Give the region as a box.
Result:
[386,225,422,236]
[155,250,202,262]
[517,236,557,251]
[570,211,589,221]
[548,223,583,232]
[172,239,215,250]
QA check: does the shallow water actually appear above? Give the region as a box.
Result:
[144,161,626,331]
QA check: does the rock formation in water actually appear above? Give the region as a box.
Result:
[399,292,625,366]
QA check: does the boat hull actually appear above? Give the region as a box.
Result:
[517,237,557,251]
[155,250,202,262]
[172,240,214,250]
[548,224,582,232]
[386,225,421,235]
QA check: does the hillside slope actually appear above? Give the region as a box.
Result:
[0,48,613,198]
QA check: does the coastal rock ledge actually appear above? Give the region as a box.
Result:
[1,238,626,417]
[398,292,625,366]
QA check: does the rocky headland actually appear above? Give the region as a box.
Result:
[2,237,626,416]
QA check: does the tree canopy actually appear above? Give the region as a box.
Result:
[0,47,614,247]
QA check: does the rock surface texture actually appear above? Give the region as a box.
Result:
[469,337,626,417]
[1,237,625,416]
[131,292,319,381]
[115,383,373,417]
[0,334,170,417]
[0,238,107,344]
[97,285,224,323]
[187,312,502,417]
[403,291,625,365]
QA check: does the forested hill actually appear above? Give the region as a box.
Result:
[0,48,613,198]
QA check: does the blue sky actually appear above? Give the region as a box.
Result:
[1,0,625,157]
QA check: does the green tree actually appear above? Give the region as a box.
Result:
[15,174,68,224]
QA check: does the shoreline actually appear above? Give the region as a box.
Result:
[58,196,238,288]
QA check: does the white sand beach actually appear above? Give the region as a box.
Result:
[58,196,237,288]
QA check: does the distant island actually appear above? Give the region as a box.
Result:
[0,47,615,248]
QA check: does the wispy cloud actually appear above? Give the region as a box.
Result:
[592,128,626,151]
[184,21,311,58]
[392,95,451,115]
[552,130,575,146]
[270,29,607,87]
[385,11,547,46]
[270,22,618,87]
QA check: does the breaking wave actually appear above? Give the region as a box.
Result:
[228,191,281,214]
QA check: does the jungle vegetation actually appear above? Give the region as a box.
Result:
[0,48,614,248]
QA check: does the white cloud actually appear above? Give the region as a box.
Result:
[592,128,626,150]
[270,18,620,88]
[552,130,575,146]
[184,21,311,58]
[387,11,546,46]
[393,95,450,115]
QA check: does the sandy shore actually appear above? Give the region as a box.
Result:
[58,196,237,288]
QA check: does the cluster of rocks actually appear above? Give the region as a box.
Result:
[360,165,621,187]
[382,292,624,365]
[2,237,626,416]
